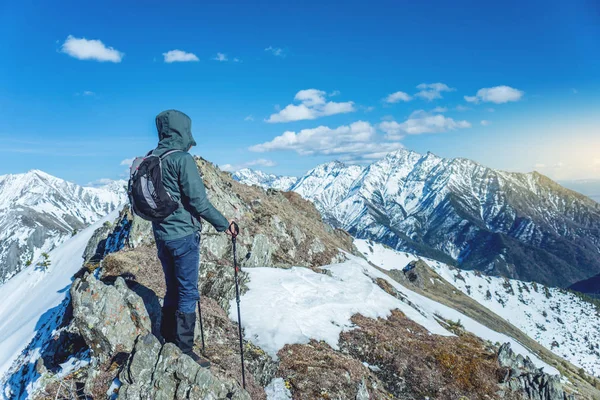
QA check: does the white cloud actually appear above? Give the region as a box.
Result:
[455,105,471,111]
[244,115,254,121]
[83,90,95,96]
[250,121,402,159]
[266,89,355,123]
[120,158,135,166]
[213,52,228,62]
[220,158,277,172]
[233,57,241,62]
[329,90,341,97]
[265,46,284,57]
[534,163,546,168]
[163,50,199,63]
[480,120,490,126]
[432,106,447,113]
[379,110,471,139]
[385,91,412,103]
[415,83,455,101]
[61,35,124,62]
[464,85,524,104]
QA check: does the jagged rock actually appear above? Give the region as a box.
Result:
[498,343,573,400]
[119,333,250,400]
[71,274,151,360]
[356,379,370,400]
[128,211,153,248]
[83,222,114,263]
[83,210,132,264]
[244,234,274,267]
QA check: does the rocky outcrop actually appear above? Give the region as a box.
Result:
[67,272,252,399]
[119,334,250,400]
[82,220,114,263]
[71,274,151,360]
[498,343,573,400]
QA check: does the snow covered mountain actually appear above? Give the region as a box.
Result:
[2,157,598,399]
[236,149,600,288]
[355,239,600,377]
[232,168,298,191]
[0,170,126,284]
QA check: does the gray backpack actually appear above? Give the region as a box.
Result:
[128,150,181,221]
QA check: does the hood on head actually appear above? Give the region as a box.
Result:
[155,110,197,152]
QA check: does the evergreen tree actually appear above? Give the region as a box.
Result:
[38,252,51,271]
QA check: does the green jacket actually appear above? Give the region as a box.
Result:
[151,110,229,241]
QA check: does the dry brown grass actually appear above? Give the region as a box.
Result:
[382,263,600,399]
[101,245,166,297]
[340,310,507,400]
[277,340,391,400]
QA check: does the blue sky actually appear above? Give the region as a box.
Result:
[0,0,599,185]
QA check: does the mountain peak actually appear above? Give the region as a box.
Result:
[231,168,298,191]
[236,148,600,289]
[386,148,421,159]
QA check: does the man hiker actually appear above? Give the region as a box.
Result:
[152,109,236,367]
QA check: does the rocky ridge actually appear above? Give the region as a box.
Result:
[11,157,598,399]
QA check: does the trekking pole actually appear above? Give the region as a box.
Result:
[230,221,246,389]
[197,298,206,352]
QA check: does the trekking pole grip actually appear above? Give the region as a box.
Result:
[229,221,239,238]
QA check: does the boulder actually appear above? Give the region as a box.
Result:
[497,343,573,400]
[118,333,250,400]
[71,274,151,360]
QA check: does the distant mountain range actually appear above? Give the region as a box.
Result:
[233,150,600,288]
[0,170,126,284]
[232,168,298,191]
[559,179,600,203]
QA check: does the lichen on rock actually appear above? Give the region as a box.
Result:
[71,274,151,360]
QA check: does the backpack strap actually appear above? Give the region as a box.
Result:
[158,149,182,160]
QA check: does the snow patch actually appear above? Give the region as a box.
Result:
[233,248,558,375]
[265,377,292,400]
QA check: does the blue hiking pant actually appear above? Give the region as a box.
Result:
[156,232,200,314]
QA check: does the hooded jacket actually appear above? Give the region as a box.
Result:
[151,110,229,241]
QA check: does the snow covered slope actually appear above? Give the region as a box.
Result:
[0,211,119,397]
[232,168,297,191]
[0,170,126,284]
[355,239,600,378]
[236,150,600,288]
[234,252,558,375]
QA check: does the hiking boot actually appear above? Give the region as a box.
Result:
[175,310,197,355]
[160,306,177,344]
[188,351,211,368]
